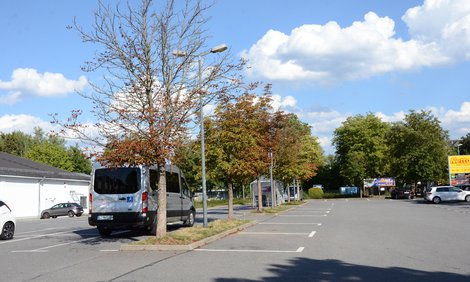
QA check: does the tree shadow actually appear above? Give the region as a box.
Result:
[215,257,469,282]
[411,199,470,209]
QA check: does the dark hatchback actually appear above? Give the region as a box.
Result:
[455,184,470,191]
[391,187,414,199]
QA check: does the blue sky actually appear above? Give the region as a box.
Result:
[1,0,469,154]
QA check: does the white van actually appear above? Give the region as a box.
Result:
[88,165,195,236]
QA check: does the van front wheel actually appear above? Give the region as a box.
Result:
[184,210,195,227]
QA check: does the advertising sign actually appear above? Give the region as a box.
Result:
[373,178,395,186]
[364,178,395,187]
[449,155,470,185]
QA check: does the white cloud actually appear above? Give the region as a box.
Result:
[0,68,87,104]
[0,91,22,105]
[271,94,297,111]
[403,0,470,60]
[428,102,470,138]
[293,101,470,155]
[0,114,101,149]
[375,111,406,123]
[242,0,470,84]
[0,114,57,134]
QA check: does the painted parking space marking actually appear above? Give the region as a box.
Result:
[279,214,327,217]
[15,228,58,236]
[9,230,129,253]
[0,230,71,245]
[239,231,317,238]
[12,236,97,253]
[259,222,322,226]
[308,231,316,238]
[294,209,331,211]
[195,247,305,253]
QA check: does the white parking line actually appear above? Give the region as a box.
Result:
[12,236,97,253]
[15,228,58,235]
[195,247,305,253]
[9,231,127,252]
[259,222,322,226]
[0,230,71,245]
[308,231,316,238]
[239,231,314,237]
[278,214,327,217]
[295,209,331,211]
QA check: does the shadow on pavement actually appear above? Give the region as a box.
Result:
[215,257,469,282]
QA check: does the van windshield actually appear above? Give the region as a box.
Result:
[94,168,140,194]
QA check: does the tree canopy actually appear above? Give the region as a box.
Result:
[333,113,390,187]
[0,128,91,174]
[52,0,242,237]
[388,110,449,186]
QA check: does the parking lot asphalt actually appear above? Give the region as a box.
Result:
[2,199,470,282]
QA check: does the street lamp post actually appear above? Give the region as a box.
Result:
[173,44,228,228]
[268,149,274,208]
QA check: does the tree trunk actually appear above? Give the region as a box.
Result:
[156,165,167,238]
[287,181,291,202]
[228,181,234,219]
[257,176,263,212]
[296,179,300,201]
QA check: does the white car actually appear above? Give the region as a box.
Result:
[0,200,15,240]
[424,186,470,204]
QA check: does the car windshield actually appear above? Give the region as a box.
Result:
[94,167,141,194]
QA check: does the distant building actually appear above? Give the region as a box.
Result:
[0,152,90,218]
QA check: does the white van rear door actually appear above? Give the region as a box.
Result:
[92,193,141,213]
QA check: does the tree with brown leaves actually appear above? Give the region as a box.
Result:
[52,0,242,238]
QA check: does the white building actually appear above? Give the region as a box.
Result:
[0,152,90,218]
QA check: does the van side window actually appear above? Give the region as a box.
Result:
[149,169,158,191]
[166,172,180,193]
[181,178,190,197]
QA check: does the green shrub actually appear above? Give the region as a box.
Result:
[308,187,324,199]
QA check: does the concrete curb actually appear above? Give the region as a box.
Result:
[120,220,257,251]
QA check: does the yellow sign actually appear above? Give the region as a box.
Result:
[449,155,470,174]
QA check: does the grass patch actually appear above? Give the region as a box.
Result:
[322,192,359,199]
[283,200,306,206]
[253,204,291,214]
[194,198,251,209]
[134,219,251,245]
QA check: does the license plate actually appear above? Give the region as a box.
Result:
[97,215,113,220]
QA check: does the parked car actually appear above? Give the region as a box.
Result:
[41,203,84,219]
[424,186,470,204]
[391,187,414,199]
[454,183,470,191]
[0,200,15,240]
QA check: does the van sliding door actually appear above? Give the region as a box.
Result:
[166,171,181,221]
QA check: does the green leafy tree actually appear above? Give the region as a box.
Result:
[273,114,323,199]
[0,131,33,157]
[388,110,449,187]
[68,145,92,174]
[205,91,273,214]
[1,128,91,174]
[307,155,344,191]
[26,142,75,171]
[333,113,390,190]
